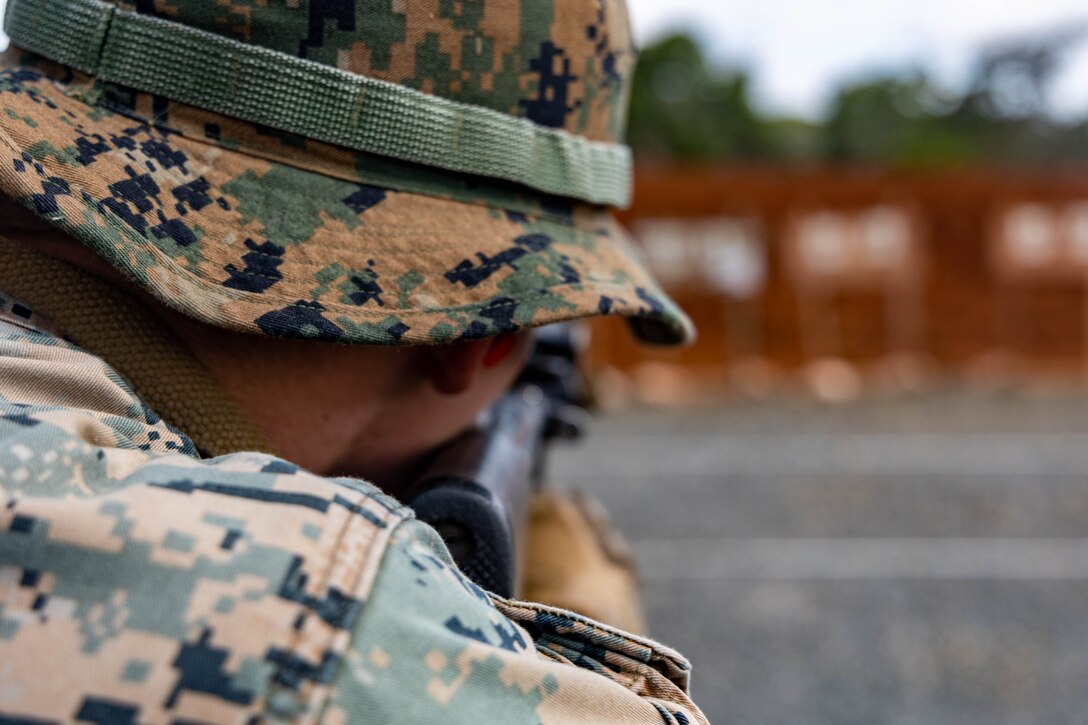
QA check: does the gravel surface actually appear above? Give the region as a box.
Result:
[551,389,1088,724]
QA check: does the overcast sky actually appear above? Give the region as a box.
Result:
[2,0,1087,119]
[628,0,1088,119]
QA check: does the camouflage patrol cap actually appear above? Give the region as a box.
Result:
[0,0,693,345]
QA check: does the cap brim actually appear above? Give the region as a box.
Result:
[0,50,693,346]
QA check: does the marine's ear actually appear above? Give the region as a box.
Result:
[424,335,518,396]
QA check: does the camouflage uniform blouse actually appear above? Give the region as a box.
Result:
[0,294,706,724]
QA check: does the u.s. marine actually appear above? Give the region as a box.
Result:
[0,0,707,721]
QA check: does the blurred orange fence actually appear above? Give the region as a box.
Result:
[589,165,1088,399]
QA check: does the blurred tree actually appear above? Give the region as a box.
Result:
[628,28,1088,168]
[963,25,1086,119]
[626,34,777,162]
[949,24,1088,166]
[824,73,979,167]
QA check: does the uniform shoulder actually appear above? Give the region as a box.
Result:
[324,517,708,724]
[0,288,199,470]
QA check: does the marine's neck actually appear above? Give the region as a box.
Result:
[157,309,430,486]
[5,226,441,489]
[0,229,277,457]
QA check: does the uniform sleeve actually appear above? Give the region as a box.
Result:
[321,518,706,725]
[0,314,706,725]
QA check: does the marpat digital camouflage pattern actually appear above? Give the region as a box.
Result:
[0,296,707,724]
[107,0,636,145]
[0,0,694,347]
[0,0,706,721]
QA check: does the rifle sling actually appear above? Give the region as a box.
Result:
[0,233,277,458]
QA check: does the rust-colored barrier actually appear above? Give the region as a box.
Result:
[589,165,1088,391]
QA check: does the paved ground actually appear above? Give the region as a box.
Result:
[551,389,1088,724]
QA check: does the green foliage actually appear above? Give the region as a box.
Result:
[824,73,980,167]
[628,32,1088,168]
[627,35,775,162]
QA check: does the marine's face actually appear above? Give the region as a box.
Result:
[137,303,534,493]
[168,317,534,491]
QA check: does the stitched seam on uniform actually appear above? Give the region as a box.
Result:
[0,131,589,322]
[276,485,365,718]
[100,114,598,228]
[267,490,408,719]
[100,222,630,320]
[265,485,350,717]
[87,196,631,316]
[193,225,605,250]
[195,230,606,254]
[0,105,606,244]
[89,91,601,228]
[173,236,612,265]
[508,596,690,666]
[13,169,646,320]
[87,0,115,74]
[346,497,410,601]
[491,597,689,669]
[538,634,675,700]
[199,221,599,238]
[0,120,656,325]
[534,637,647,694]
[1,71,615,235]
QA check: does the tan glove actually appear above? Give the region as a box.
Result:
[521,489,648,636]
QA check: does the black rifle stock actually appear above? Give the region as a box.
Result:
[406,326,589,598]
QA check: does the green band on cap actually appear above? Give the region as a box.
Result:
[3,0,633,206]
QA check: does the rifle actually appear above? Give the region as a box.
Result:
[405,325,591,598]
